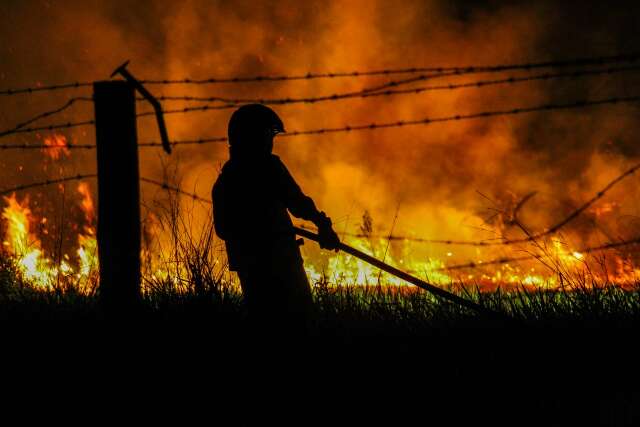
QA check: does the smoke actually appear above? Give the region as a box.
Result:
[2,0,640,271]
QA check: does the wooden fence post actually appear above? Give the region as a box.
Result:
[93,81,141,311]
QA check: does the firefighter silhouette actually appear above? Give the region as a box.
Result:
[212,104,340,335]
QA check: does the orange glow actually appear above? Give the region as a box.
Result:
[42,134,71,160]
[77,182,95,223]
[2,2,640,293]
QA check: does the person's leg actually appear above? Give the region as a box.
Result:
[238,268,288,337]
[291,261,314,329]
[237,269,266,334]
[274,260,314,339]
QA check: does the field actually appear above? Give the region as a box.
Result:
[0,186,638,424]
[1,248,639,425]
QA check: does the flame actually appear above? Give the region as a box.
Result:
[75,184,99,291]
[1,187,98,292]
[2,193,56,286]
[301,228,638,290]
[305,235,452,287]
[77,182,95,223]
[2,181,634,294]
[42,134,71,160]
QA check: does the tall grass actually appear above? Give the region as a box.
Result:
[0,183,638,333]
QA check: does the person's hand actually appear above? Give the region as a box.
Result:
[318,224,340,251]
[314,211,340,251]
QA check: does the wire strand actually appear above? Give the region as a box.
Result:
[0,174,97,196]
[298,160,640,247]
[138,154,640,253]
[0,82,92,97]
[138,137,228,148]
[137,65,640,117]
[3,52,640,96]
[139,52,640,85]
[0,120,95,139]
[437,237,640,271]
[140,177,211,203]
[135,176,640,274]
[139,94,640,147]
[0,97,93,137]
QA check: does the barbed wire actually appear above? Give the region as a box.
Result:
[139,94,640,148]
[137,156,640,256]
[299,160,640,247]
[139,52,640,85]
[3,52,640,97]
[0,82,92,97]
[0,174,97,197]
[6,82,637,144]
[6,63,633,132]
[6,65,635,139]
[281,95,640,138]
[2,174,636,275]
[0,97,93,137]
[136,65,640,118]
[0,120,95,140]
[136,71,456,118]
[140,177,211,203]
[437,236,640,272]
[134,176,640,275]
[137,103,239,117]
[0,143,96,150]
[138,137,228,148]
[293,223,502,245]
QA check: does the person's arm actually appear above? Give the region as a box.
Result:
[274,157,324,224]
[274,157,340,250]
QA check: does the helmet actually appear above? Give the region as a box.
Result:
[227,104,285,146]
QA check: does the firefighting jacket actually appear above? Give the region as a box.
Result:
[212,154,321,271]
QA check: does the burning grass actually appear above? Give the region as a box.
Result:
[0,174,639,328]
[1,233,639,331]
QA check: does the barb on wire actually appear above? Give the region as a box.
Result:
[437,236,640,272]
[0,96,93,137]
[0,174,97,197]
[139,65,640,116]
[140,177,211,203]
[0,120,95,139]
[139,94,640,148]
[139,52,640,85]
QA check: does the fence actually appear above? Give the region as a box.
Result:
[2,52,640,305]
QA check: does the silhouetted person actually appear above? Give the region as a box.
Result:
[212,104,340,337]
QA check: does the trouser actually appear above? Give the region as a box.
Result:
[236,255,314,337]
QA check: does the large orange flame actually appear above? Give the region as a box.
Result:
[1,187,98,291]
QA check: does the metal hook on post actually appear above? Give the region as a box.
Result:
[111,60,172,154]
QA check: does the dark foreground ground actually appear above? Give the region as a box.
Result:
[1,285,639,426]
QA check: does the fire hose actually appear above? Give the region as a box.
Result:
[294,226,514,323]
